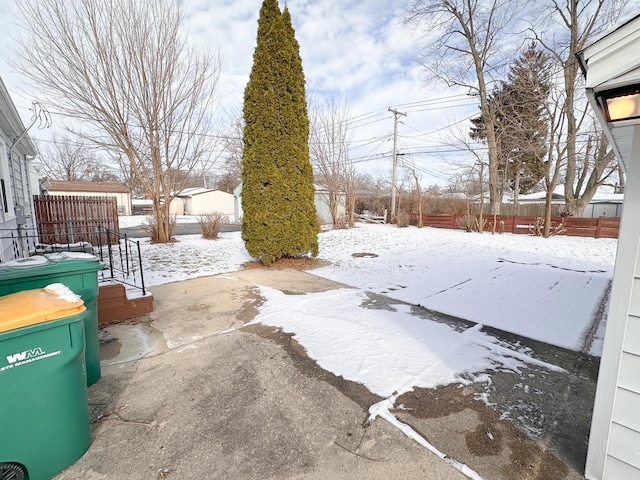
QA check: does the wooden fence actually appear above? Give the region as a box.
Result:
[33,195,119,244]
[410,213,620,239]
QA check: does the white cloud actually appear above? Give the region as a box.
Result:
[0,0,482,184]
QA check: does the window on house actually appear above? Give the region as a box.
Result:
[0,138,15,220]
[1,179,7,213]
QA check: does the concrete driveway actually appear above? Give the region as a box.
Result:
[54,270,589,480]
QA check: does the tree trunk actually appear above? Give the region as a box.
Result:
[543,188,553,238]
[513,169,521,215]
[329,191,339,228]
[476,64,501,216]
[478,161,485,232]
[412,170,423,228]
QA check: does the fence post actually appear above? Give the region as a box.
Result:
[596,216,603,239]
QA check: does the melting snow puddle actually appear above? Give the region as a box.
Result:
[254,286,566,479]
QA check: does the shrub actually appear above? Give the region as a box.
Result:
[198,212,229,240]
[142,213,177,243]
[396,211,410,228]
[456,214,476,232]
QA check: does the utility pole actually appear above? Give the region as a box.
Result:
[388,107,406,223]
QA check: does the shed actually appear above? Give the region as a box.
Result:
[233,182,341,225]
[48,180,131,216]
[175,188,234,217]
[578,11,640,479]
[516,186,624,218]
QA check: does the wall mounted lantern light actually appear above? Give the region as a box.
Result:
[598,86,640,122]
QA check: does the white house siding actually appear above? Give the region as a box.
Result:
[579,15,640,479]
[48,190,131,216]
[607,289,640,476]
[0,78,38,262]
[183,191,234,216]
[233,183,243,220]
[168,197,184,216]
[586,125,640,480]
[28,162,42,196]
[232,183,341,225]
[313,190,346,225]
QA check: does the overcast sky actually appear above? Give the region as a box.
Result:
[183,0,483,184]
[1,1,637,186]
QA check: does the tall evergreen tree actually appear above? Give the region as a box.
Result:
[502,45,551,198]
[242,0,318,265]
[470,44,551,200]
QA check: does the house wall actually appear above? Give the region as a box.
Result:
[168,197,184,216]
[184,191,234,216]
[232,185,342,225]
[0,78,38,263]
[314,190,345,224]
[0,136,16,225]
[586,125,640,480]
[233,184,243,220]
[0,135,37,262]
[48,190,131,215]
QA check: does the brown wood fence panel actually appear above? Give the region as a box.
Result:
[33,195,119,244]
[597,217,621,238]
[420,214,459,229]
[411,213,619,239]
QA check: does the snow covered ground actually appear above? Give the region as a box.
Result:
[121,217,617,478]
[130,218,615,357]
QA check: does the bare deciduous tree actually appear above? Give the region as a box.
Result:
[405,0,520,215]
[533,0,627,216]
[39,135,96,181]
[403,160,424,228]
[342,156,361,228]
[540,88,567,237]
[216,112,244,193]
[309,96,353,228]
[13,0,221,242]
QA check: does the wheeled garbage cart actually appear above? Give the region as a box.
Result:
[0,253,102,385]
[0,284,91,480]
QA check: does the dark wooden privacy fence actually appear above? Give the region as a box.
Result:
[33,195,119,244]
[410,214,620,239]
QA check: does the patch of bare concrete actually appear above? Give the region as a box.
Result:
[231,268,351,294]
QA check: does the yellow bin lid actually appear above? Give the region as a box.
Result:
[0,283,86,333]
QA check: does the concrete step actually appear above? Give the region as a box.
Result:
[98,283,153,325]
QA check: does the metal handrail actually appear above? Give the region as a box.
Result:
[96,226,146,296]
[0,225,147,296]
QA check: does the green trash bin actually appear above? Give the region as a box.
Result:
[0,253,103,386]
[0,285,91,480]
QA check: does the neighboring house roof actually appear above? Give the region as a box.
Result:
[234,182,324,196]
[175,187,219,197]
[49,180,130,194]
[516,191,564,202]
[515,185,624,204]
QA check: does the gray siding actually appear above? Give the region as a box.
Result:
[604,455,640,478]
[606,422,640,471]
[602,272,640,476]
